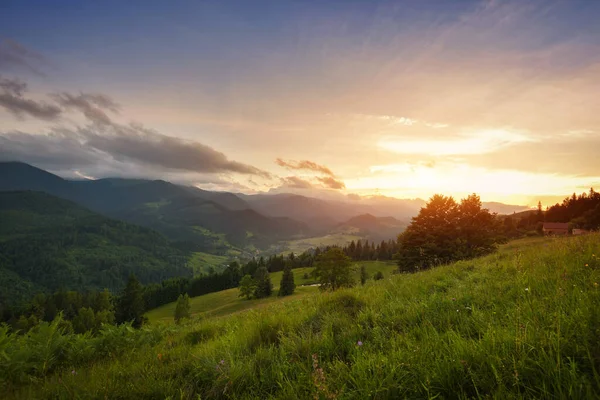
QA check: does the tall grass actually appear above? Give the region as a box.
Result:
[3,234,600,399]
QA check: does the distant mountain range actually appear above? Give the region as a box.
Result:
[0,162,531,253]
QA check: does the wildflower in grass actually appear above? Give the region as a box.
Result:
[157,353,163,361]
[585,264,589,267]
[525,288,529,292]
[71,370,76,375]
[219,359,225,365]
[594,282,598,287]
[357,340,363,346]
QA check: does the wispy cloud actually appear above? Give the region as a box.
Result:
[275,158,334,176]
[280,176,314,189]
[379,129,535,156]
[0,38,47,75]
[0,75,62,120]
[316,176,346,190]
[51,92,120,125]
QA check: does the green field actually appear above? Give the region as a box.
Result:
[147,261,397,323]
[6,234,600,398]
[280,233,363,254]
[188,251,230,276]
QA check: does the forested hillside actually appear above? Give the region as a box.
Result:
[0,162,310,253]
[0,191,192,307]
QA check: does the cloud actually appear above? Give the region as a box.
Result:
[0,38,46,74]
[51,92,120,124]
[83,123,271,177]
[379,129,535,156]
[280,176,314,189]
[275,158,334,176]
[0,75,62,120]
[0,122,271,178]
[316,176,346,190]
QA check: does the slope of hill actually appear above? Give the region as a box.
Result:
[0,162,309,252]
[146,260,398,323]
[0,191,192,307]
[4,234,599,398]
[334,213,408,241]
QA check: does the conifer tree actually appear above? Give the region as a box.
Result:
[116,274,145,328]
[278,264,296,296]
[174,293,191,323]
[254,266,273,299]
[360,265,369,285]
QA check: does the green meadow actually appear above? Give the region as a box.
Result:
[146,261,397,323]
[4,234,600,399]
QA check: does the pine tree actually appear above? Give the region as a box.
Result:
[116,274,145,328]
[254,266,273,299]
[174,293,191,323]
[360,265,369,285]
[278,265,296,296]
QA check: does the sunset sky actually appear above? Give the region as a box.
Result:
[1,0,600,206]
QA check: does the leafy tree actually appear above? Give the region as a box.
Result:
[278,265,295,296]
[116,274,145,328]
[174,293,191,323]
[373,271,384,281]
[396,194,500,273]
[360,265,369,285]
[238,274,256,300]
[254,266,273,299]
[73,307,96,333]
[313,248,354,291]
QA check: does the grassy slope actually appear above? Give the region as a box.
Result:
[280,233,363,255]
[8,234,600,399]
[146,261,397,323]
[188,251,230,276]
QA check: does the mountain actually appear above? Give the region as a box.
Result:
[334,213,408,241]
[0,162,310,252]
[240,193,418,231]
[0,191,192,307]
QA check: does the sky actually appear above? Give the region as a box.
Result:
[1,0,600,206]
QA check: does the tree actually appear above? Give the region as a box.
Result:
[396,194,500,273]
[116,274,145,328]
[73,307,96,333]
[174,293,191,323]
[373,271,384,281]
[313,248,354,291]
[360,265,368,285]
[238,274,256,300]
[254,266,273,299]
[278,265,296,296]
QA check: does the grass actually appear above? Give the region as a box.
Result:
[280,233,363,255]
[188,251,229,276]
[147,261,397,324]
[5,234,600,399]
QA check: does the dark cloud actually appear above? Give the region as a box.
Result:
[0,122,271,178]
[0,75,62,120]
[82,123,271,177]
[275,158,334,176]
[0,130,104,169]
[316,176,346,190]
[0,38,46,75]
[0,75,270,180]
[280,176,314,189]
[51,92,120,124]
